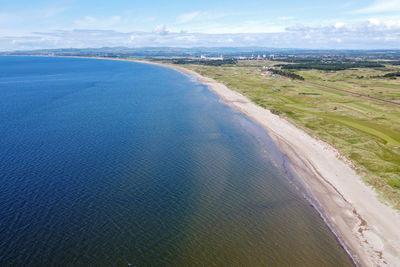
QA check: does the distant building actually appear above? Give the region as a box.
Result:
[201,55,223,60]
[263,65,273,70]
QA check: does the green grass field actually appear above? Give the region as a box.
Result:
[169,60,400,209]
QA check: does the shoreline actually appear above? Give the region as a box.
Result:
[132,59,400,266]
[19,55,400,266]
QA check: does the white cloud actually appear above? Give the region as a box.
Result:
[171,21,286,34]
[284,19,400,48]
[153,24,168,35]
[1,19,400,51]
[368,18,381,25]
[354,0,400,14]
[384,19,399,26]
[335,22,345,28]
[173,34,197,43]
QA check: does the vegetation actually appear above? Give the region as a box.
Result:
[378,61,400,66]
[383,72,400,78]
[169,59,400,209]
[278,61,385,71]
[270,69,304,80]
[172,58,237,66]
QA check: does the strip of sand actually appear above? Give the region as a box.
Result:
[131,60,400,267]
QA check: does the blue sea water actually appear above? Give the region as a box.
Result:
[0,56,353,266]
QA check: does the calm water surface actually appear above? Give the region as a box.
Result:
[0,56,353,266]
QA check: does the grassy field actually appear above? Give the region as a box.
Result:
[167,60,400,209]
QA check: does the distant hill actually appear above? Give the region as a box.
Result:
[2,47,400,59]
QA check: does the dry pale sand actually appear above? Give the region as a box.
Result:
[132,60,400,267]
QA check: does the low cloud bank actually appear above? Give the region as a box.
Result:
[1,19,400,51]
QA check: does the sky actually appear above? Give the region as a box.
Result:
[1,0,400,50]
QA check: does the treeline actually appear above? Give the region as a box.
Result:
[383,72,400,78]
[377,61,400,65]
[172,59,237,66]
[371,72,400,79]
[271,58,338,63]
[277,62,385,71]
[271,69,304,80]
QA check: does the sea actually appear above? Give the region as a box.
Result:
[0,56,353,266]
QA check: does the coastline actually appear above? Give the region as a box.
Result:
[28,55,400,266]
[132,59,400,266]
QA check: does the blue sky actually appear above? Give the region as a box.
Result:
[1,0,400,50]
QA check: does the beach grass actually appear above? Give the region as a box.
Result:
[167,60,400,209]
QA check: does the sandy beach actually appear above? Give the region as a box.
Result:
[127,59,400,267]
